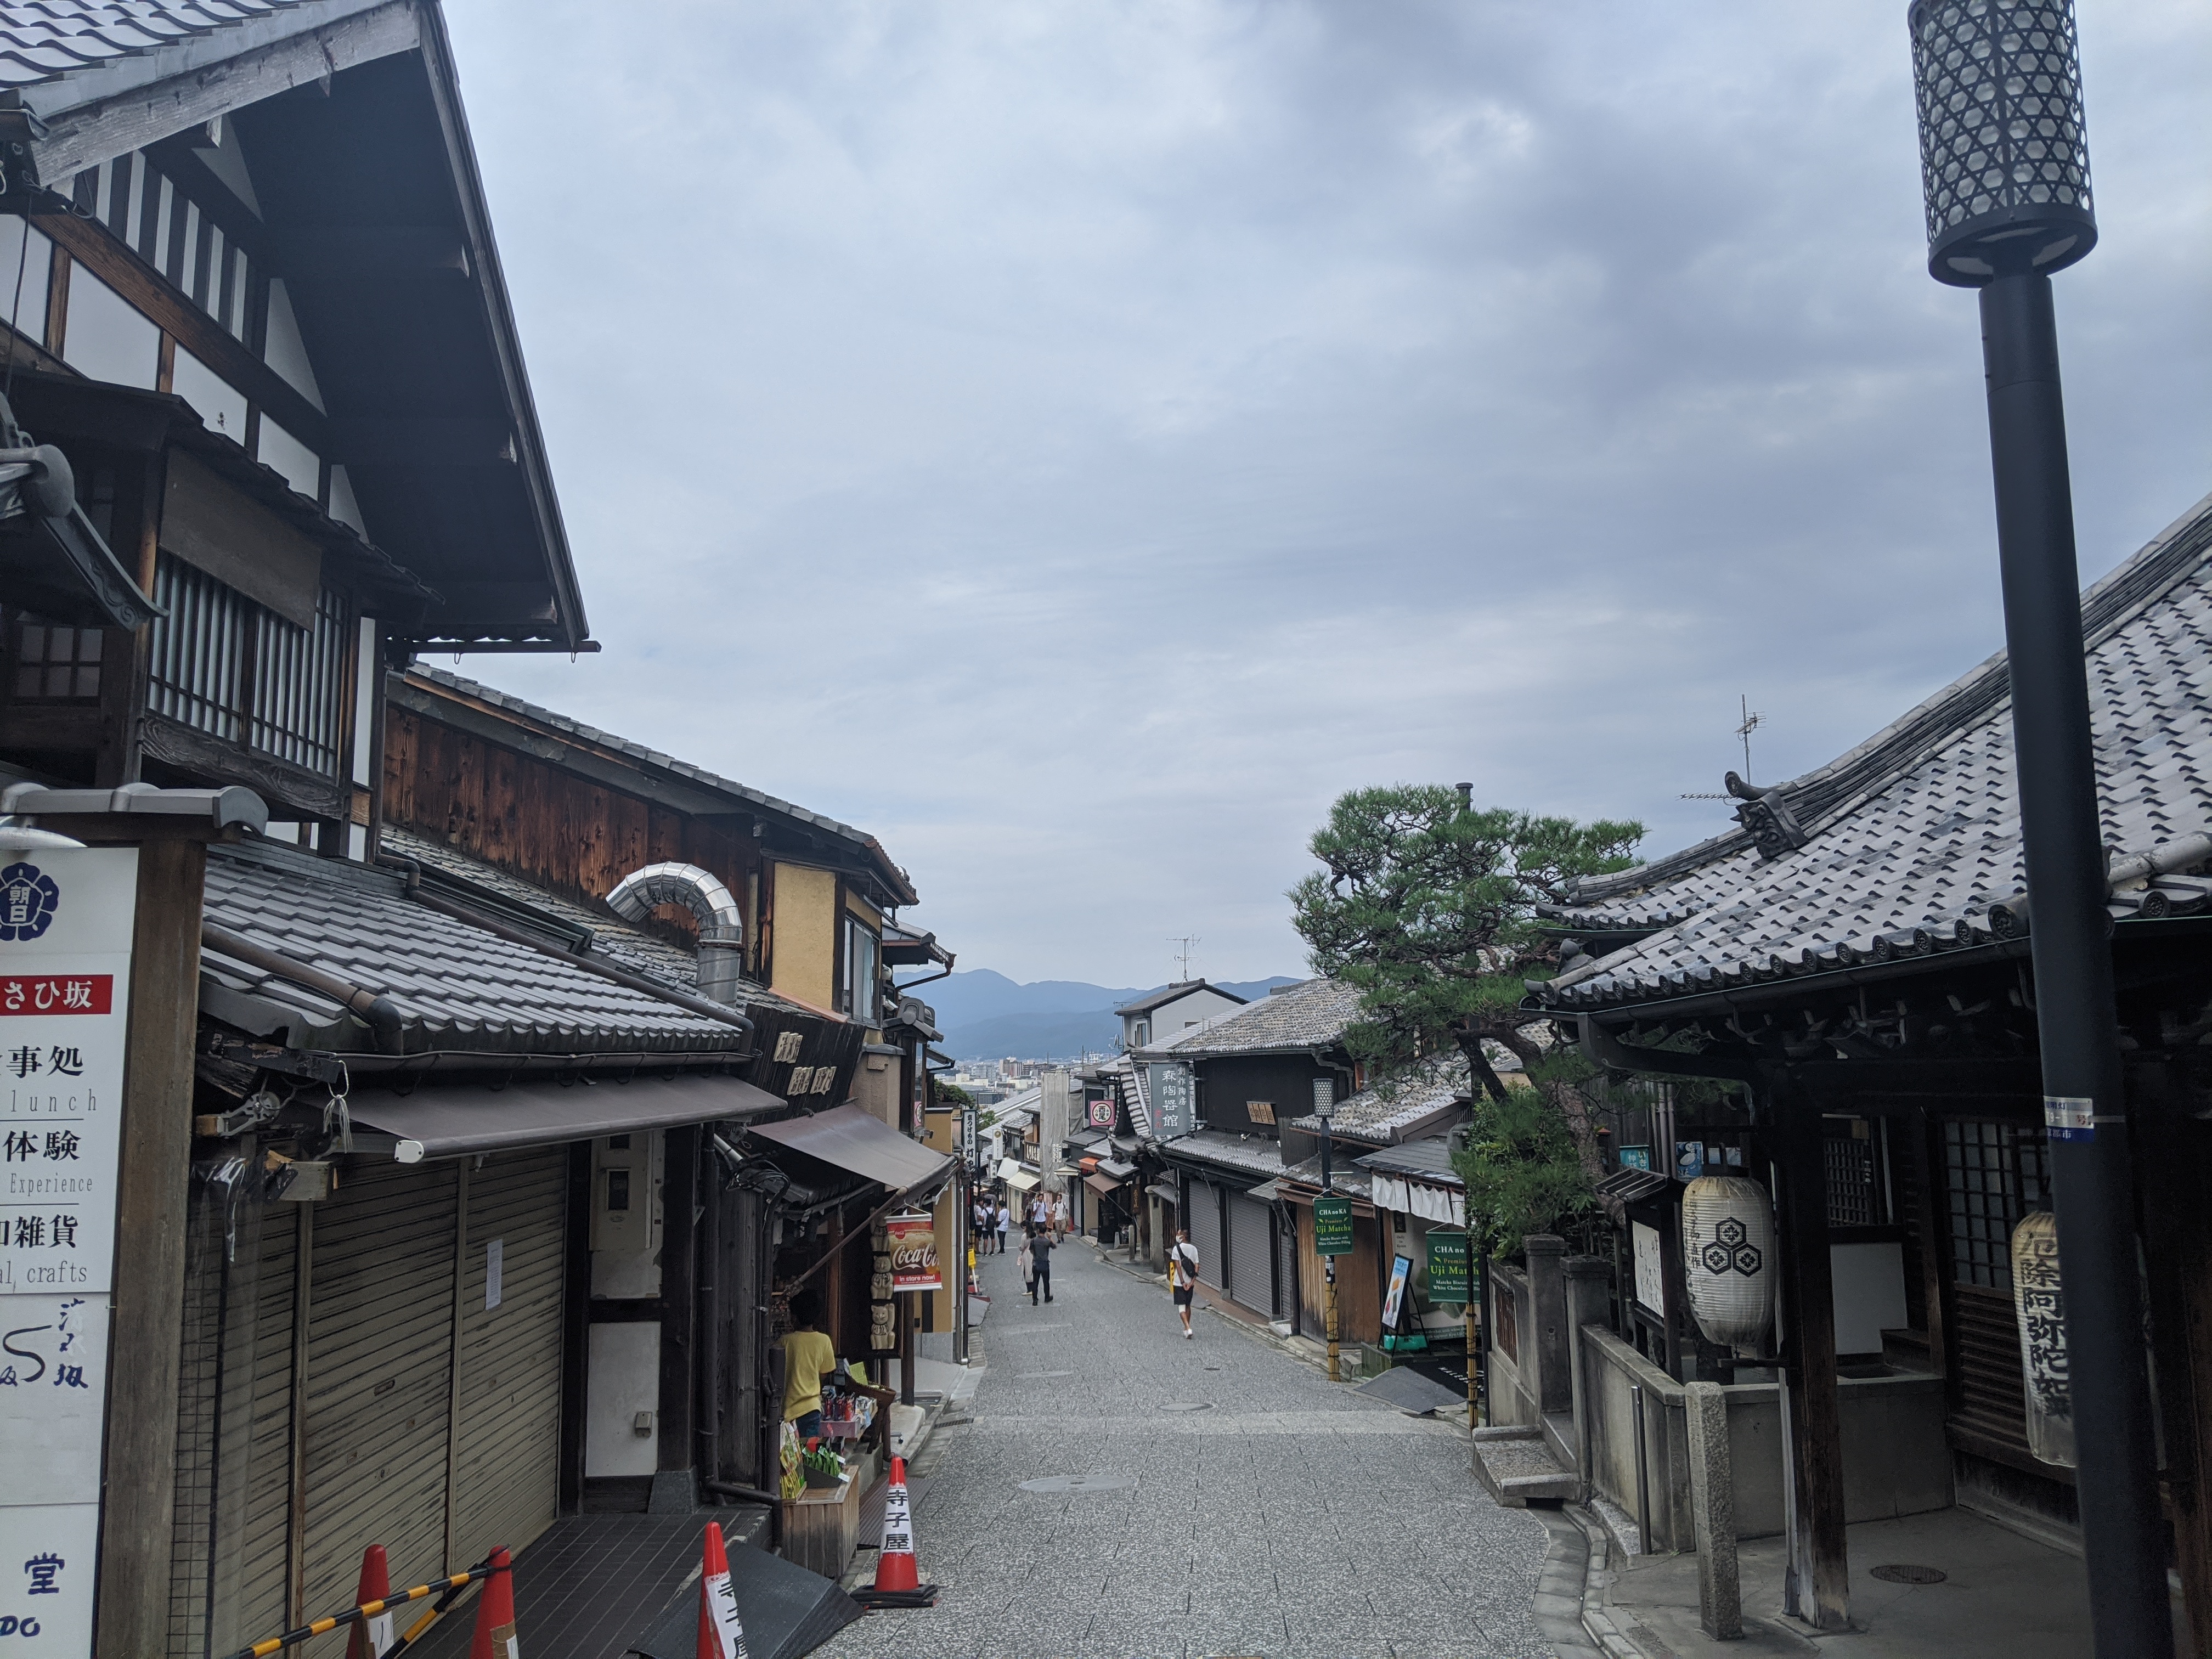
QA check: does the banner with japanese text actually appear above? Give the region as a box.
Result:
[0,847,137,1655]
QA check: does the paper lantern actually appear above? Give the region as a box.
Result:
[1681,1176,1776,1350]
[2010,1210,2074,1467]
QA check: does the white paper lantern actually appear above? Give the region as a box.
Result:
[2010,1210,2074,1468]
[1681,1176,1776,1350]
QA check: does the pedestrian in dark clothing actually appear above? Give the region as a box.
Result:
[1028,1225,1055,1304]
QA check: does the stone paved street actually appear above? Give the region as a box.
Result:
[816,1237,1554,1659]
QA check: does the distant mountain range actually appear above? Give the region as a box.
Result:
[904,969,1302,1061]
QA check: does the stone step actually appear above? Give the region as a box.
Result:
[1474,1429,1578,1508]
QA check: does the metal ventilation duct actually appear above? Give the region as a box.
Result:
[606,861,746,1006]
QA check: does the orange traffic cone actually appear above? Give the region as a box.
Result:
[347,1545,391,1659]
[695,1522,750,1659]
[468,1546,517,1659]
[872,1457,919,1593]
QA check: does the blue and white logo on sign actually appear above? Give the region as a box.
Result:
[0,863,58,941]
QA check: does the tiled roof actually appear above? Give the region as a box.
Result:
[1538,489,2212,1013]
[1157,1128,1287,1183]
[405,665,916,904]
[1286,1066,1466,1145]
[380,825,818,1020]
[1113,980,1246,1017]
[1356,1137,1463,1186]
[202,840,748,1057]
[1274,1155,1373,1204]
[0,0,320,90]
[1139,977,1361,1058]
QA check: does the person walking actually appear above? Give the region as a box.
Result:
[1168,1227,1199,1339]
[1027,1223,1056,1304]
[1051,1193,1069,1242]
[995,1200,1012,1256]
[1019,1223,1037,1299]
[975,1197,994,1254]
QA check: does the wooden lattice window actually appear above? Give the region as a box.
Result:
[10,617,104,703]
[1943,1119,2050,1291]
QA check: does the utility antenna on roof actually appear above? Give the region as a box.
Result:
[1681,693,1767,800]
[1169,935,1200,983]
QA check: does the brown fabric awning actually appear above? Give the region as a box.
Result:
[352,1071,783,1161]
[1084,1173,1124,1197]
[748,1103,953,1196]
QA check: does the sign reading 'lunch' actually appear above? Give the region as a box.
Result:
[0,847,138,1657]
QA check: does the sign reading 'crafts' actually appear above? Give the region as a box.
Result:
[0,847,139,1657]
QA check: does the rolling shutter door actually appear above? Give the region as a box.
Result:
[1227,1191,1271,1314]
[297,1160,460,1621]
[1189,1178,1222,1287]
[449,1148,568,1568]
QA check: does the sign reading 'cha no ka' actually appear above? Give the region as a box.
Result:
[885,1212,941,1293]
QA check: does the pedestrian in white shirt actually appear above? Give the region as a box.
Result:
[995,1201,1012,1255]
[1168,1229,1199,1338]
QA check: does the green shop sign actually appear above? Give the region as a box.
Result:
[1314,1196,1354,1257]
[1427,1230,1471,1303]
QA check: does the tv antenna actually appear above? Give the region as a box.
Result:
[1168,935,1200,983]
[1681,694,1767,800]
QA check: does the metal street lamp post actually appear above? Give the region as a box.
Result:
[1318,1093,1342,1384]
[1907,5,2170,1653]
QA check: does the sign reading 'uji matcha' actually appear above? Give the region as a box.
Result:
[1314,1197,1354,1257]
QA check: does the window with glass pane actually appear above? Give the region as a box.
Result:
[11,618,103,702]
[1943,1119,2051,1291]
[844,918,880,1025]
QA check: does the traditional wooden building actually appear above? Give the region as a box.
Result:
[1530,488,2212,1643]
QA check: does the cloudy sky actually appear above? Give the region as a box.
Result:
[441,0,2211,989]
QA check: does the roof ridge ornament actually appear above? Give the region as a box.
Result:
[1723,771,1810,862]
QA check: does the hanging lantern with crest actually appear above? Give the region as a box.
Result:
[1681,1175,1776,1351]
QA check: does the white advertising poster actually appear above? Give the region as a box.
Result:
[0,847,137,1657]
[1633,1220,1666,1316]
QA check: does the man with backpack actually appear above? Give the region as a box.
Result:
[1168,1228,1199,1339]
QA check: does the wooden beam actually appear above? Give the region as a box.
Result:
[1773,1090,1849,1632]
[138,710,347,822]
[26,3,421,184]
[93,838,206,1659]
[658,1127,699,1482]
[41,210,332,458]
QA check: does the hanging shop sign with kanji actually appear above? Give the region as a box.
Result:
[0,847,137,1656]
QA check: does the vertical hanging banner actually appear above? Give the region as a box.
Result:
[884,1212,941,1292]
[0,847,137,1657]
[1148,1065,1194,1139]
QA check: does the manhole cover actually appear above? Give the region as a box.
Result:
[1019,1473,1136,1494]
[1014,1370,1074,1379]
[1160,1401,1214,1413]
[1869,1564,1947,1585]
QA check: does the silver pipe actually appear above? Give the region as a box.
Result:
[606,861,747,1005]
[1632,1381,1652,1555]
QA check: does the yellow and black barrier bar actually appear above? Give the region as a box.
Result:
[220,1555,503,1659]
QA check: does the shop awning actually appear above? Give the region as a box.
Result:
[749,1104,953,1197]
[1098,1158,1138,1179]
[1004,1168,1041,1192]
[1247,1178,1285,1202]
[1149,1183,1179,1203]
[353,1071,784,1163]
[1084,1172,1124,1196]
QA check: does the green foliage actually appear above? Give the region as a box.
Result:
[1289,784,1643,1074]
[1450,1085,1596,1260]
[932,1080,976,1110]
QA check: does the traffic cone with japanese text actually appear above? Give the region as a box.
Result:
[872,1457,919,1593]
[695,1521,749,1659]
[467,1546,518,1659]
[346,1545,392,1659]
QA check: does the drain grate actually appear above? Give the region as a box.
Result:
[1014,1370,1075,1379]
[1869,1564,1947,1585]
[1160,1401,1214,1413]
[1019,1473,1136,1494]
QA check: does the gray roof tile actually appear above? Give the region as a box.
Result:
[1539,490,2212,1011]
[1138,977,1361,1058]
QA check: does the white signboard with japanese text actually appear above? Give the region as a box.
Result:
[1632,1221,1666,1316]
[0,848,137,1657]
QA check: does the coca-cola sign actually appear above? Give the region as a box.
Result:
[885,1212,941,1292]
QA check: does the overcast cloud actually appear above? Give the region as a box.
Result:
[439,0,2211,988]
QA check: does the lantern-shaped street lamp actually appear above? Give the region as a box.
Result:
[1908,5,2169,1655]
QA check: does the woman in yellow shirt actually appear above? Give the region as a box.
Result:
[781,1293,838,1442]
